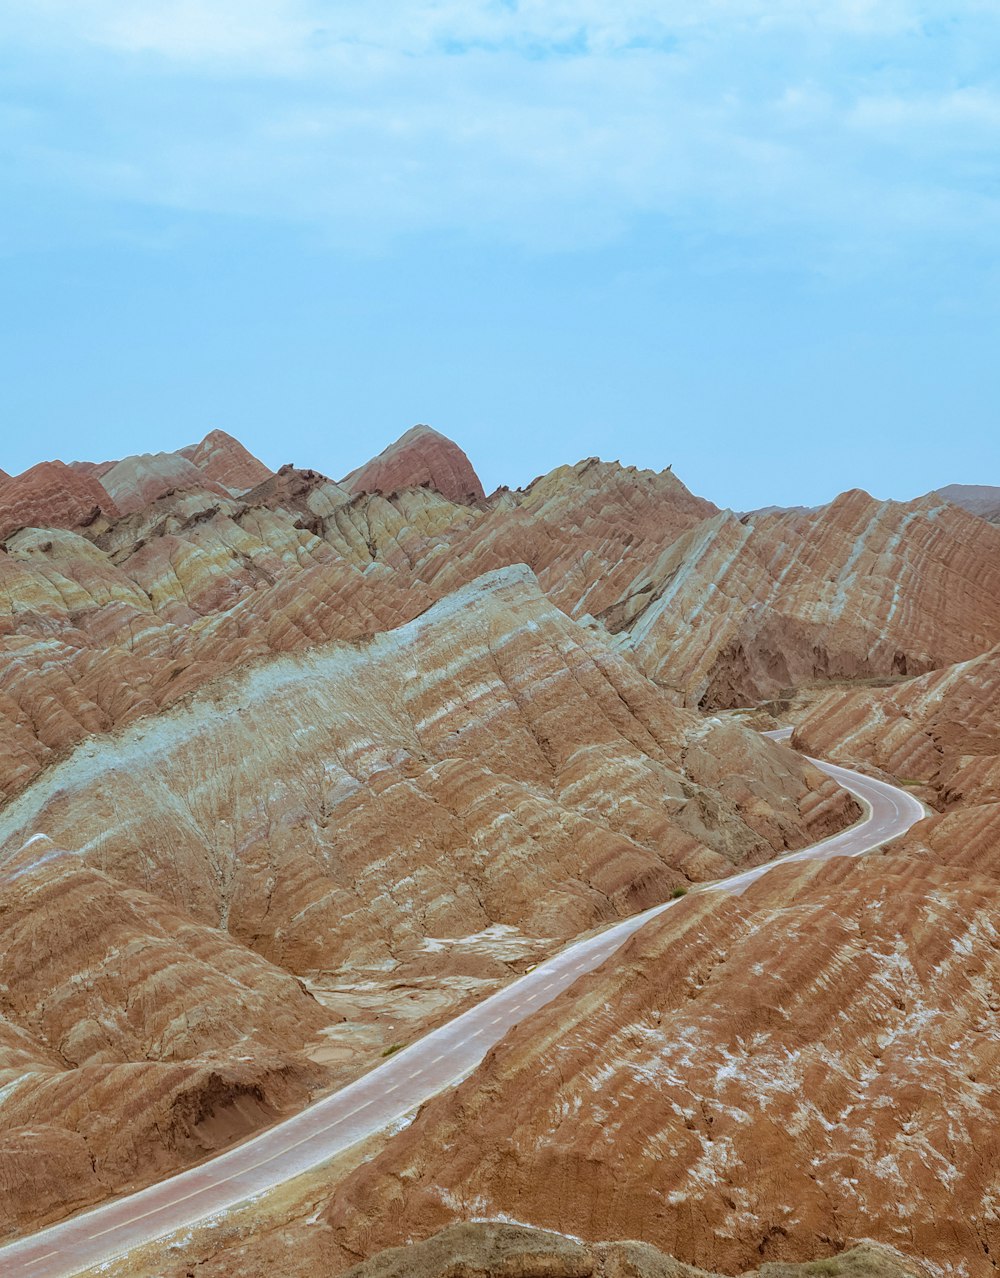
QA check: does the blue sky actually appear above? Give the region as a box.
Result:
[1,1,998,508]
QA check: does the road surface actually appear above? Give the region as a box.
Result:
[0,734,926,1277]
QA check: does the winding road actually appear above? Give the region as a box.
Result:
[0,732,927,1277]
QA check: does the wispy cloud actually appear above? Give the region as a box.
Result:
[1,1,997,257]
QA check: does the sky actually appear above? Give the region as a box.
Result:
[1,1,998,509]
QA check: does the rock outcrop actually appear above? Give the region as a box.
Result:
[179,429,274,492]
[0,460,119,540]
[342,425,487,505]
[605,490,1000,706]
[338,1223,925,1278]
[100,451,231,514]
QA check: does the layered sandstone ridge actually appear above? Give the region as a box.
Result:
[316,850,1000,1277]
[0,836,329,1238]
[0,460,120,540]
[5,432,999,806]
[0,565,859,1239]
[342,424,486,505]
[179,429,274,492]
[100,451,232,515]
[0,567,856,976]
[604,489,1000,706]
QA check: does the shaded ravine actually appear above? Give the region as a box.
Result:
[0,735,927,1277]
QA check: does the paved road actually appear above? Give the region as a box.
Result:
[0,736,926,1277]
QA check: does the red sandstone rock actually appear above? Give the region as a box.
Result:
[100,450,231,515]
[317,851,1000,1277]
[343,425,487,505]
[0,461,119,541]
[179,429,273,492]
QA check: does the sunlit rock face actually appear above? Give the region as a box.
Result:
[178,429,274,492]
[342,424,487,505]
[0,460,119,539]
[318,851,1000,1278]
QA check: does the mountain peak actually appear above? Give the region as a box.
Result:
[342,425,486,506]
[178,429,273,492]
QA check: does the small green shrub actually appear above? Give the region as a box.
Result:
[670,886,688,899]
[381,1043,404,1058]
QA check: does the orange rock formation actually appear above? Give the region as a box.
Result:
[318,850,999,1276]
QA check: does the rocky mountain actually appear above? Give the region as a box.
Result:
[0,460,120,540]
[4,432,1000,814]
[604,489,1000,706]
[1,425,997,1276]
[342,424,486,505]
[932,483,1000,524]
[312,846,999,1276]
[178,428,274,492]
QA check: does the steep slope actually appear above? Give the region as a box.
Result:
[0,839,329,1240]
[316,851,1000,1278]
[179,429,274,492]
[4,438,1000,804]
[0,461,119,540]
[100,451,231,515]
[793,641,1000,810]
[793,642,1000,896]
[0,566,859,1241]
[0,451,715,802]
[0,567,856,979]
[342,424,486,505]
[605,490,1000,706]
